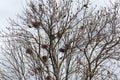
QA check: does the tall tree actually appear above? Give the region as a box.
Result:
[0,0,120,80]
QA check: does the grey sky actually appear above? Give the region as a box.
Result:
[0,0,25,28]
[0,0,115,29]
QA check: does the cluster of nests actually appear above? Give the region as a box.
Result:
[41,43,71,53]
[28,21,63,40]
[42,43,71,52]
[30,66,51,80]
[28,3,88,28]
[59,44,71,53]
[26,48,48,63]
[26,43,71,61]
[48,31,63,41]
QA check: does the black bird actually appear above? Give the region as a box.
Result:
[28,25,32,28]
[62,15,66,18]
[83,4,88,8]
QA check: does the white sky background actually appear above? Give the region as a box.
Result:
[0,0,116,29]
[0,0,26,29]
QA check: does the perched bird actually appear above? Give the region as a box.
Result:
[83,4,88,8]
[62,15,66,18]
[28,25,32,28]
[59,56,63,59]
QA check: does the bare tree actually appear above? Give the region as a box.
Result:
[0,0,120,80]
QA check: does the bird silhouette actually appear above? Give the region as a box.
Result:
[83,4,88,8]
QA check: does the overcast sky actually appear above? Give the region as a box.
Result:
[0,0,116,29]
[0,0,25,28]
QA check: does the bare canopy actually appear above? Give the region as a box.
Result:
[0,0,120,80]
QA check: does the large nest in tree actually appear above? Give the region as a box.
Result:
[31,21,41,28]
[42,56,48,62]
[59,48,65,53]
[26,48,32,54]
[41,44,48,49]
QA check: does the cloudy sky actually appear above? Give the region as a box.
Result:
[0,0,25,28]
[0,0,116,29]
